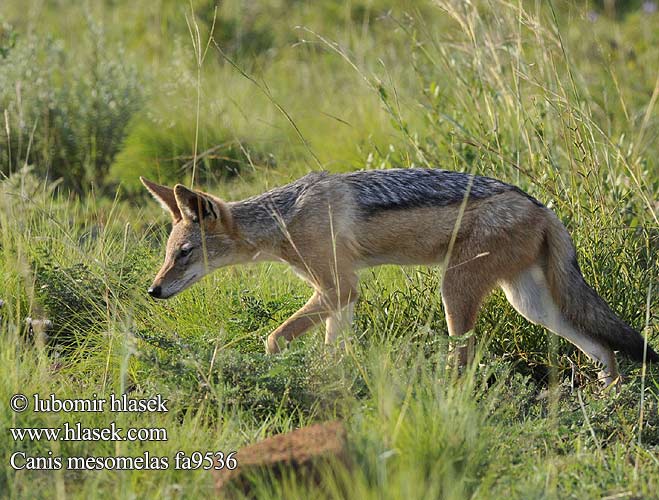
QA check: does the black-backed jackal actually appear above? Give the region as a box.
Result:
[141,169,658,385]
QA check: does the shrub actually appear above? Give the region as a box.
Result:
[109,112,273,193]
[32,244,153,352]
[0,19,143,194]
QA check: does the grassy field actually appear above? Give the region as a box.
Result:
[1,0,658,498]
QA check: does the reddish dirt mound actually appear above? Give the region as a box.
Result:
[214,420,348,494]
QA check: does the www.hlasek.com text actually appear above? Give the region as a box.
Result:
[11,422,168,442]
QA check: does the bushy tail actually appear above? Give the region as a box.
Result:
[544,211,658,363]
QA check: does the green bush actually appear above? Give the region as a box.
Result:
[32,243,152,352]
[110,112,275,193]
[0,19,143,194]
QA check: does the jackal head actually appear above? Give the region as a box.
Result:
[141,177,240,299]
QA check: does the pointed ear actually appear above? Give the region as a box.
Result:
[140,177,182,222]
[173,184,234,232]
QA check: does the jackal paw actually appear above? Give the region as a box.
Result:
[265,335,286,355]
[598,372,622,394]
[324,338,348,358]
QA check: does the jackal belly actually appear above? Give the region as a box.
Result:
[351,191,544,270]
[353,205,471,267]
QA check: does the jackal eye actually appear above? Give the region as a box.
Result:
[179,246,193,258]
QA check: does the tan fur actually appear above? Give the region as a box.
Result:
[142,174,656,385]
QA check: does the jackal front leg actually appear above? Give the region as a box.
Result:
[325,302,355,346]
[266,292,330,354]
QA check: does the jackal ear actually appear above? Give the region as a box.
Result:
[140,177,182,222]
[173,184,233,230]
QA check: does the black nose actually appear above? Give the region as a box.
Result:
[147,286,162,298]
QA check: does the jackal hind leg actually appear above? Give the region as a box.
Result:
[441,270,494,370]
[500,265,619,387]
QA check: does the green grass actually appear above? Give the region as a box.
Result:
[1,0,658,498]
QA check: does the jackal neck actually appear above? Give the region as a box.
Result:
[228,199,289,258]
[227,172,326,259]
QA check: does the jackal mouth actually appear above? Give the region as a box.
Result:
[158,273,200,299]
